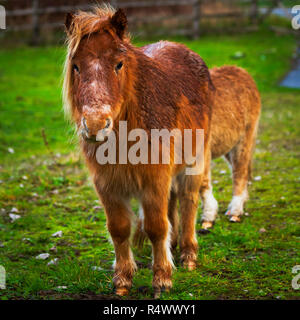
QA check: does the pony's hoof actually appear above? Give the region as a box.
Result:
[197,228,210,235]
[115,287,129,296]
[198,221,213,234]
[229,215,241,223]
[201,221,214,230]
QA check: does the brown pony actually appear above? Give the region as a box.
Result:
[63,5,260,297]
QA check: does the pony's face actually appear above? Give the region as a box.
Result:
[65,9,129,142]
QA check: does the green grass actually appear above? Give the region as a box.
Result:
[258,0,296,7]
[0,29,299,300]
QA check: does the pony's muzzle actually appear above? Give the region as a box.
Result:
[81,116,113,142]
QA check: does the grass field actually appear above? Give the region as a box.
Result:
[0,29,299,300]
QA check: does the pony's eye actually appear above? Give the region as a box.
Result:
[73,64,80,74]
[115,61,123,73]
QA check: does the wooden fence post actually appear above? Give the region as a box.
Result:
[193,0,201,39]
[250,0,258,25]
[30,0,40,46]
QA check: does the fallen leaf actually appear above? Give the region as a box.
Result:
[48,258,58,266]
[231,51,245,59]
[93,205,102,211]
[36,253,50,260]
[9,214,21,222]
[50,246,57,253]
[51,231,63,238]
[91,266,103,271]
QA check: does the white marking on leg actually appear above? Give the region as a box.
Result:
[227,189,248,217]
[151,220,175,269]
[201,187,218,222]
[138,205,144,230]
[165,221,175,269]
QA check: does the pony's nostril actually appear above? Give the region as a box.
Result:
[104,118,111,129]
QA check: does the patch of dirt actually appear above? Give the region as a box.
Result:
[37,290,122,300]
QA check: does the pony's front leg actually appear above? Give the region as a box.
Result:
[101,196,137,296]
[178,175,202,270]
[142,192,174,298]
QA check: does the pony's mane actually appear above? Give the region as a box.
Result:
[63,4,120,120]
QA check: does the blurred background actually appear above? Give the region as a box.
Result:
[0,0,297,45]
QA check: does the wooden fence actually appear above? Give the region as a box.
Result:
[3,0,201,41]
[1,0,285,44]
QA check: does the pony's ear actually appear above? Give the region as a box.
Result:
[110,9,127,39]
[65,12,75,35]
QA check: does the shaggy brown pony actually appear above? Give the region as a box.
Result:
[63,5,260,297]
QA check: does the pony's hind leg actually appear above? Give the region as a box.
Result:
[100,196,137,296]
[225,126,257,222]
[178,174,202,270]
[199,153,218,230]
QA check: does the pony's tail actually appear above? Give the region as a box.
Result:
[132,218,148,249]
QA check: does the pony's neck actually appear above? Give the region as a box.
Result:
[118,45,177,132]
